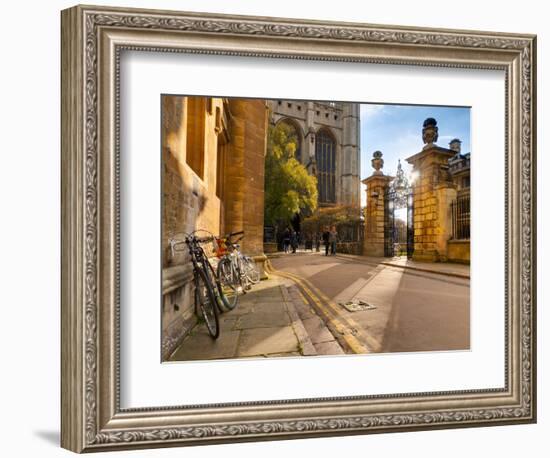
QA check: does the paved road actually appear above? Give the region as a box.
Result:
[270,252,470,353]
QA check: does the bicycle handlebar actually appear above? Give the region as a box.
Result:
[191,235,214,244]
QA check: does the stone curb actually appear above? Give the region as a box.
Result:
[280,284,317,356]
[380,260,470,279]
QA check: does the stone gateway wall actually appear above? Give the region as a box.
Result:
[362,119,470,264]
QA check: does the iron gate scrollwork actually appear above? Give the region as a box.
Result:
[384,186,395,257]
[384,160,414,259]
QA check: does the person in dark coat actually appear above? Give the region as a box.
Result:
[290,230,298,253]
[329,225,338,255]
[322,226,330,256]
[315,232,321,252]
[282,227,291,253]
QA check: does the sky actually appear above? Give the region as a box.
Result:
[359,103,471,206]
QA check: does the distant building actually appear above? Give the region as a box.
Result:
[448,138,471,190]
[447,137,470,257]
[267,100,361,207]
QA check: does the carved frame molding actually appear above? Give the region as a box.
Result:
[61,4,536,452]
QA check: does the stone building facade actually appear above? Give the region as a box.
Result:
[162,95,268,359]
[267,100,361,207]
[448,138,471,191]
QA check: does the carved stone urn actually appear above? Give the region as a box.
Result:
[422,117,439,147]
[371,150,384,175]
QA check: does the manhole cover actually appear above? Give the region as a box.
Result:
[339,300,377,312]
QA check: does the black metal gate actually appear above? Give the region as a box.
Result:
[406,190,414,259]
[384,187,395,257]
[384,160,414,259]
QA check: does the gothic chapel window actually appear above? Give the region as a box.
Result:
[315,129,336,203]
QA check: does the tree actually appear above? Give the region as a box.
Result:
[264,122,318,226]
[301,204,362,234]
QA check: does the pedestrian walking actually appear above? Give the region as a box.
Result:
[290,230,298,254]
[329,225,338,255]
[305,233,313,251]
[282,227,290,253]
[322,226,330,256]
[315,233,321,252]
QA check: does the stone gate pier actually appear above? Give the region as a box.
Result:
[406,118,457,262]
[362,151,392,257]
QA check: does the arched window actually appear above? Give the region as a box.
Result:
[315,128,336,203]
[277,119,302,161]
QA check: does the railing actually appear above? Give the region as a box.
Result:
[336,220,364,243]
[451,190,470,240]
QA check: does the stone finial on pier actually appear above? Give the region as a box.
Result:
[422,117,439,148]
[371,150,384,175]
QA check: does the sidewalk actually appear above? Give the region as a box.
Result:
[169,276,344,361]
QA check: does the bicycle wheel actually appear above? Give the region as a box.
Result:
[242,256,260,284]
[236,255,251,291]
[216,257,239,310]
[194,268,220,339]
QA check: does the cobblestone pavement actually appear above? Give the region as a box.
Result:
[169,276,345,362]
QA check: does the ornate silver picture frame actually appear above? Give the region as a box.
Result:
[61,4,536,453]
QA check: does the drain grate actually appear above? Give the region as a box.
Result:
[339,300,377,312]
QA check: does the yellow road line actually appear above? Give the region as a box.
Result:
[267,263,372,354]
[297,290,310,306]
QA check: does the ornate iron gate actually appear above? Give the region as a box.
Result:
[384,160,414,259]
[384,187,395,257]
[407,190,414,259]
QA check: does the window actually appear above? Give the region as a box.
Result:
[185,96,206,178]
[315,129,336,203]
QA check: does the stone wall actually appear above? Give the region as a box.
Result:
[161,96,225,359]
[447,240,470,263]
[161,96,268,359]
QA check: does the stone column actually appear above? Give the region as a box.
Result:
[341,103,361,207]
[363,151,392,257]
[304,101,316,173]
[406,118,457,262]
[225,99,268,256]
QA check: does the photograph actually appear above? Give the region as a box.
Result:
[162,95,471,362]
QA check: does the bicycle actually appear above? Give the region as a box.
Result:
[169,230,231,339]
[213,231,243,311]
[216,232,260,299]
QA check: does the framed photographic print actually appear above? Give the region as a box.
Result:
[61,4,537,453]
